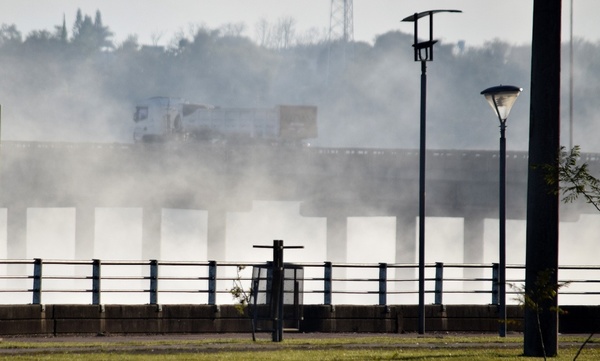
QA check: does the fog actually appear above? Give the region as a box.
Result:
[1,204,599,305]
[0,13,599,305]
[8,207,595,268]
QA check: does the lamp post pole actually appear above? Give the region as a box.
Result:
[499,114,507,337]
[402,9,461,335]
[418,53,427,336]
[481,85,522,337]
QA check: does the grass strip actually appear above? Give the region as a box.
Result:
[0,334,598,360]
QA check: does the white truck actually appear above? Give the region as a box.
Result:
[133,97,317,144]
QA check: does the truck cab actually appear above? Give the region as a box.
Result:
[133,97,186,142]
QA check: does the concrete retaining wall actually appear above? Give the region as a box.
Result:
[0,304,596,336]
[301,305,526,333]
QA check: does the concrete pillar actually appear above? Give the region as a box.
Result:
[395,215,416,264]
[463,215,485,264]
[75,207,95,260]
[142,207,162,260]
[463,215,485,284]
[326,215,347,263]
[395,215,416,290]
[207,209,226,261]
[7,205,27,259]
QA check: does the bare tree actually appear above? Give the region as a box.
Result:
[254,16,296,49]
[295,27,328,46]
[219,22,246,37]
[254,17,273,48]
[150,31,164,46]
[275,16,296,49]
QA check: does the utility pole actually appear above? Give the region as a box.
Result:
[524,0,561,357]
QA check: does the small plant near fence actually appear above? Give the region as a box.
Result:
[510,269,569,360]
[510,268,595,361]
[229,265,256,341]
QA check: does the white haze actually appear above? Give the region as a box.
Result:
[0,17,599,306]
[2,202,599,305]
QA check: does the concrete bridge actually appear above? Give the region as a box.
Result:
[0,141,596,263]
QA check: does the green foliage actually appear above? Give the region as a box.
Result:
[548,146,600,212]
[54,15,68,43]
[512,268,569,314]
[0,24,22,46]
[548,146,599,360]
[71,9,114,52]
[229,265,252,315]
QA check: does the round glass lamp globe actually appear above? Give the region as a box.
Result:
[481,85,523,121]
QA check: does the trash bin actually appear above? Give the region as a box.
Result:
[250,262,304,333]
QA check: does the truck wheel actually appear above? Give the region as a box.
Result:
[173,115,182,131]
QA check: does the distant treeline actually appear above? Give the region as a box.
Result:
[0,9,599,150]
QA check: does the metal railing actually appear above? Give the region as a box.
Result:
[1,259,599,306]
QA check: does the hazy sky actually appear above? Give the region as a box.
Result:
[2,0,599,47]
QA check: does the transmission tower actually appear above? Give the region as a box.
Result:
[329,0,354,43]
[328,0,354,77]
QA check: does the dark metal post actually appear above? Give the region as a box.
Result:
[481,85,521,336]
[499,120,507,337]
[569,0,574,149]
[418,58,427,334]
[271,240,284,342]
[525,0,561,356]
[208,260,217,305]
[32,258,42,305]
[402,9,461,335]
[434,262,443,305]
[324,261,332,305]
[92,259,101,305]
[379,263,387,306]
[150,259,158,305]
[491,263,499,305]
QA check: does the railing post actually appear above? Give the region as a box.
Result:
[492,263,499,305]
[379,262,387,306]
[32,258,42,305]
[92,259,101,305]
[208,260,217,305]
[324,261,332,305]
[434,262,444,305]
[150,259,158,305]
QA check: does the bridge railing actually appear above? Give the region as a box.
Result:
[1,259,599,306]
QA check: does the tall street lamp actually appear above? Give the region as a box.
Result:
[481,85,523,337]
[402,9,461,335]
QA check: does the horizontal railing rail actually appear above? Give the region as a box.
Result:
[1,259,599,306]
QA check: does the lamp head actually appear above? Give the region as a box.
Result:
[401,9,462,62]
[481,85,523,122]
